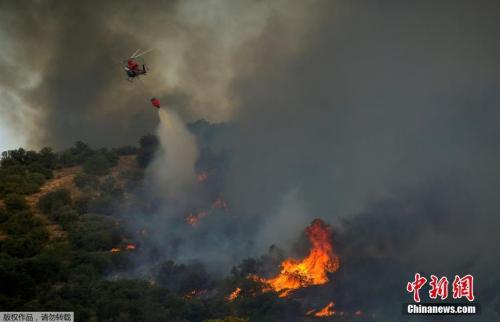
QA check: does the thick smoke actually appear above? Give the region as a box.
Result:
[215,2,499,318]
[0,0,316,150]
[254,188,310,255]
[225,0,500,218]
[219,0,500,261]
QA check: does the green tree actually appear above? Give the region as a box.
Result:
[4,194,29,211]
[83,154,113,176]
[99,177,124,199]
[38,189,72,214]
[113,146,139,156]
[74,173,99,189]
[70,141,94,164]
[37,147,58,169]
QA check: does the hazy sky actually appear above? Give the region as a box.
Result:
[0,0,316,150]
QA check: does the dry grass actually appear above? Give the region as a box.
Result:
[25,166,82,241]
[0,155,138,241]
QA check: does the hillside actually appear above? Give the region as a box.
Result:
[0,138,294,322]
[19,155,137,241]
[0,133,387,322]
[24,165,80,240]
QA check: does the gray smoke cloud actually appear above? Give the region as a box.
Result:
[224,0,500,218]
[253,187,310,255]
[217,1,500,318]
[0,0,316,150]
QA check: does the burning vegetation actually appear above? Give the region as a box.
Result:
[0,121,383,321]
[185,196,229,226]
[186,211,208,226]
[226,287,242,302]
[110,243,137,253]
[125,243,136,250]
[308,301,336,317]
[0,130,363,321]
[251,218,339,297]
[306,302,365,319]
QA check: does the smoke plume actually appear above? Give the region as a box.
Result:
[149,108,199,205]
[0,0,316,150]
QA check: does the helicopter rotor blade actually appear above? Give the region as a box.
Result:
[131,48,154,58]
[130,48,142,58]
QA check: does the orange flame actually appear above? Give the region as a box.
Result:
[314,302,336,317]
[226,287,242,301]
[110,248,121,253]
[186,211,208,226]
[252,219,339,297]
[126,244,136,251]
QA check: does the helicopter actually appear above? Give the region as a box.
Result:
[122,48,161,110]
[123,48,153,81]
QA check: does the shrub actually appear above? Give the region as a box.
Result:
[70,141,94,164]
[4,210,41,235]
[57,150,76,167]
[48,205,79,229]
[157,260,214,295]
[0,148,54,197]
[113,146,139,156]
[69,215,121,251]
[83,154,111,176]
[37,147,58,169]
[0,174,42,196]
[74,173,99,189]
[27,164,53,180]
[0,206,7,223]
[1,224,48,258]
[1,148,38,167]
[82,154,113,176]
[87,195,115,215]
[98,149,119,167]
[121,169,144,191]
[4,194,28,211]
[38,189,72,214]
[120,169,144,182]
[99,177,124,199]
[26,172,46,185]
[74,196,91,214]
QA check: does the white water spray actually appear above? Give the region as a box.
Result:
[149,108,199,204]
